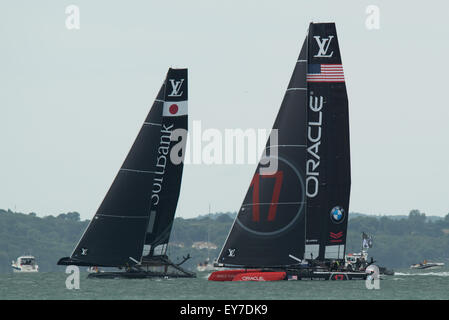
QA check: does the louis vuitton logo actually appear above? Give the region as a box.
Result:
[313,36,334,58]
[168,79,185,97]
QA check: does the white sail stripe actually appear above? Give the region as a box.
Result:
[266,144,307,149]
[154,99,164,103]
[129,257,140,264]
[120,168,156,174]
[96,214,148,219]
[286,88,307,91]
[143,122,162,126]
[297,60,307,62]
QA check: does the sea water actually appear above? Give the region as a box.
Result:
[0,268,448,300]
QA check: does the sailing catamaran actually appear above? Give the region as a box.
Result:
[209,22,374,281]
[58,68,195,278]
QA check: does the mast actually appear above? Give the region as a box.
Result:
[58,68,188,268]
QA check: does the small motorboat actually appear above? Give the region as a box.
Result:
[410,260,445,270]
[197,258,218,272]
[11,255,39,273]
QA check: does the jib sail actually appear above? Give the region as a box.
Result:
[58,68,188,267]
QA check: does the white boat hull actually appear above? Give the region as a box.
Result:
[11,255,39,273]
[410,262,444,270]
[12,265,39,273]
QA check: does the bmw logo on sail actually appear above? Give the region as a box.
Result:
[330,206,345,224]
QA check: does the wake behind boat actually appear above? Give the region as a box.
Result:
[209,22,376,282]
[58,68,194,279]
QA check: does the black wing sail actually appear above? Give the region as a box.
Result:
[142,69,188,257]
[304,23,350,261]
[58,68,188,267]
[217,40,308,268]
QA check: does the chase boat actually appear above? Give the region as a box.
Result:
[11,255,39,273]
[410,260,444,270]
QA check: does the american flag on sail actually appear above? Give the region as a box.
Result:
[307,64,345,82]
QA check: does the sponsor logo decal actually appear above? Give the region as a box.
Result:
[329,231,343,243]
[242,276,265,281]
[167,79,185,97]
[330,206,345,224]
[151,123,174,206]
[333,274,345,280]
[228,249,236,257]
[306,93,323,198]
[313,36,334,58]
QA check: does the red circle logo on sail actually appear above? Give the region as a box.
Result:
[169,104,179,115]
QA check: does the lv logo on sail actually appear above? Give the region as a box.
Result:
[313,36,334,58]
[168,79,185,97]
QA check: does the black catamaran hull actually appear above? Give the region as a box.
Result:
[287,270,367,281]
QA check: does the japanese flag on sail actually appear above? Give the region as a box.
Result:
[163,100,188,117]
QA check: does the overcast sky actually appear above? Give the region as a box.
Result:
[1,1,448,220]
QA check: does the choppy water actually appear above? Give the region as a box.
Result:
[1,268,449,300]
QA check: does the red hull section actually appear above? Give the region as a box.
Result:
[208,269,261,281]
[232,272,286,282]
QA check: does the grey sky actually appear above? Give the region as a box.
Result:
[1,1,448,220]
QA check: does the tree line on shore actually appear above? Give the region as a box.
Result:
[1,208,448,272]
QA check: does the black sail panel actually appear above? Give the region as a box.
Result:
[58,72,171,267]
[305,23,350,261]
[143,68,188,257]
[217,40,308,267]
